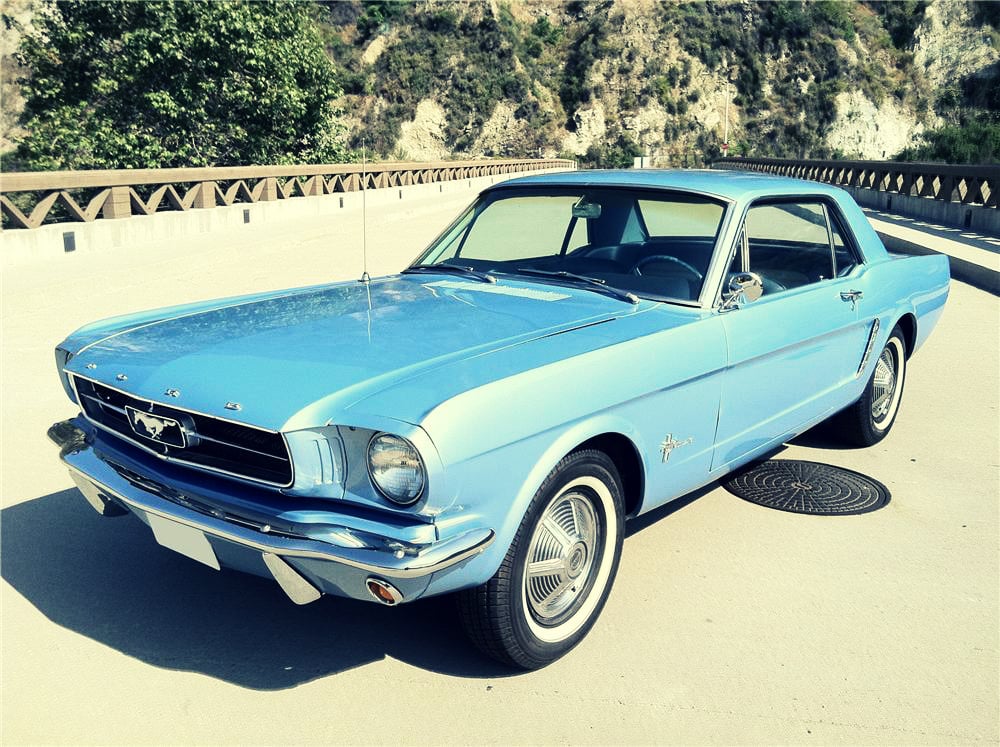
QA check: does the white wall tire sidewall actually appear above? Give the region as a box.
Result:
[519,475,617,644]
[872,336,906,433]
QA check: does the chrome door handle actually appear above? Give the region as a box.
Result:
[840,289,863,309]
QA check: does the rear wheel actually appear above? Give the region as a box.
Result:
[837,324,907,446]
[457,449,624,669]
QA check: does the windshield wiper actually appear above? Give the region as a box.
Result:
[402,264,496,283]
[510,268,639,305]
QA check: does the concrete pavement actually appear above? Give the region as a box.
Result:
[2,189,998,745]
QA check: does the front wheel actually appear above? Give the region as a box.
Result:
[457,449,625,669]
[836,324,907,446]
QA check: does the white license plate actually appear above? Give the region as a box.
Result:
[147,513,220,570]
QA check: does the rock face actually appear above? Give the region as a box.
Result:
[396,100,450,161]
[561,104,608,156]
[913,0,999,91]
[1,0,46,153]
[473,101,524,156]
[821,0,1000,161]
[330,0,998,164]
[826,90,926,161]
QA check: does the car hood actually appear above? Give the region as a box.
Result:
[65,274,646,430]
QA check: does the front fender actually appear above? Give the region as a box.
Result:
[424,413,644,596]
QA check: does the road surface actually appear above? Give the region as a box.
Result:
[2,188,997,745]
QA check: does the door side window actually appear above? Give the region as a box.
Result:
[743,201,836,295]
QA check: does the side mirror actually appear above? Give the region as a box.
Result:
[722,271,764,310]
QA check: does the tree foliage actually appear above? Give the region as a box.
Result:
[13,0,347,170]
[580,131,642,168]
[896,116,1000,164]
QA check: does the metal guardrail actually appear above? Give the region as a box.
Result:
[0,158,574,230]
[713,157,999,208]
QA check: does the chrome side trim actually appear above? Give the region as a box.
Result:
[70,375,295,489]
[857,317,881,378]
[57,435,495,579]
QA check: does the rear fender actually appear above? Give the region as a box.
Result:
[857,253,949,358]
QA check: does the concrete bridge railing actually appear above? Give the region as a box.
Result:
[713,156,1000,234]
[713,156,999,206]
[0,158,574,230]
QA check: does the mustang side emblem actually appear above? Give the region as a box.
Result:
[125,406,187,448]
[660,434,694,463]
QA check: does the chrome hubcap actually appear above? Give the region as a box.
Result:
[871,346,897,420]
[525,492,599,623]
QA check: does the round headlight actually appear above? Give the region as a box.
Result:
[367,433,425,505]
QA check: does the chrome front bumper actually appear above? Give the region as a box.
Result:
[49,419,494,605]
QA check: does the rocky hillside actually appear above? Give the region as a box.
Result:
[4,0,997,167]
[320,0,999,165]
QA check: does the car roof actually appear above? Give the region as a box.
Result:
[496,168,848,203]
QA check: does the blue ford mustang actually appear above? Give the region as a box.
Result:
[49,170,949,669]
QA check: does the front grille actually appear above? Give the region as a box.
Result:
[73,376,293,486]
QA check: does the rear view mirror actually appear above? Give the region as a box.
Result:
[572,199,601,219]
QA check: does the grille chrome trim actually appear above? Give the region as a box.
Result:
[69,372,279,432]
[70,373,294,488]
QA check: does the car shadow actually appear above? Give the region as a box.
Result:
[624,483,718,538]
[5,425,860,690]
[1,489,516,690]
[787,419,859,450]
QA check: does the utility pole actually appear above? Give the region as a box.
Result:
[723,78,731,158]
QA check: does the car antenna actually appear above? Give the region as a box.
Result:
[359,137,371,284]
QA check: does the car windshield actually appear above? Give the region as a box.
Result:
[411,187,728,303]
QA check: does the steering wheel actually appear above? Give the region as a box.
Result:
[633,255,703,283]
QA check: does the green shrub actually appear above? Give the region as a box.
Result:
[531,17,562,45]
[579,131,641,168]
[866,1,928,48]
[356,0,405,41]
[895,117,1000,163]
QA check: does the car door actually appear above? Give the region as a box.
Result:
[713,198,869,470]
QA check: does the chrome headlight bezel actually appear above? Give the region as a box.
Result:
[55,346,77,402]
[367,432,426,506]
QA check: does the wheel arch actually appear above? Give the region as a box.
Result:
[575,432,645,518]
[894,312,917,359]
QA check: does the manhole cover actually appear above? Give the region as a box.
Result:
[723,460,890,515]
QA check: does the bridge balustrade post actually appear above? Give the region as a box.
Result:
[102,186,132,219]
[192,182,217,209]
[939,176,957,202]
[900,172,915,197]
[259,177,278,201]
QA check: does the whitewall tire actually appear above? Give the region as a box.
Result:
[457,449,625,669]
[837,324,908,446]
